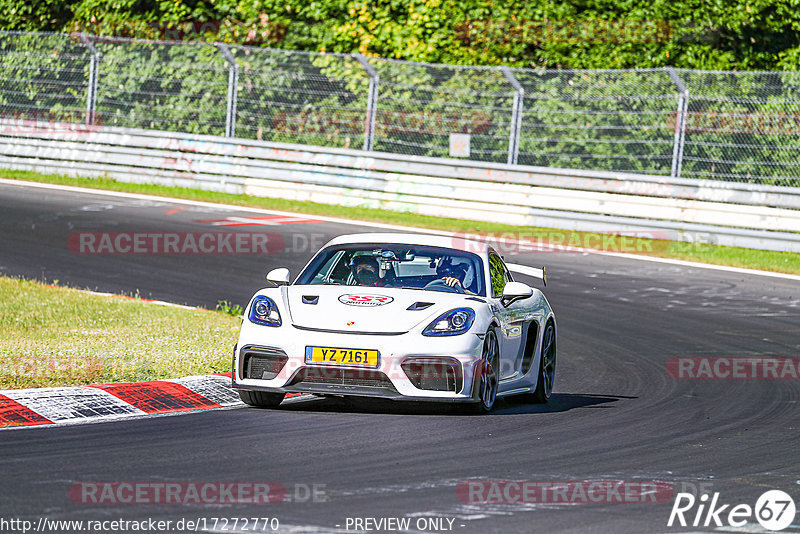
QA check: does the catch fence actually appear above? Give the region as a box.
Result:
[1,31,799,186]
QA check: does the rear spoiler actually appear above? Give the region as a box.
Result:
[506,263,547,286]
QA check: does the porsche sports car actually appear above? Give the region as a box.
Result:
[232,233,556,413]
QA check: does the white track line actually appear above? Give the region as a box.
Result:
[72,288,199,309]
[2,177,799,282]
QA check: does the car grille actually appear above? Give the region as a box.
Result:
[295,367,397,391]
[401,358,463,393]
[241,347,289,380]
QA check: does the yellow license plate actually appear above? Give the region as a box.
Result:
[305,346,379,367]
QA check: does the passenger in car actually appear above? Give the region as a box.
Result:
[350,256,396,287]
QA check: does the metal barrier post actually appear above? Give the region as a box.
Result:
[354,54,379,152]
[216,43,239,138]
[675,92,689,179]
[501,66,524,166]
[666,67,689,178]
[79,33,99,126]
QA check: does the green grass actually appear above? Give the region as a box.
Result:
[0,276,239,390]
[2,169,799,275]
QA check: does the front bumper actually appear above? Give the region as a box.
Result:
[232,324,484,402]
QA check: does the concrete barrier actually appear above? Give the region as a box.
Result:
[0,121,798,252]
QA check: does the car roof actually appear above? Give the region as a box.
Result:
[323,233,489,255]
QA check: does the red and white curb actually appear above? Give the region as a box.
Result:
[0,374,310,429]
[0,374,243,428]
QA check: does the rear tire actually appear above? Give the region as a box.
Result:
[529,321,556,404]
[238,390,285,408]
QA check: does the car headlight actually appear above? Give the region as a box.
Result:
[422,308,475,336]
[248,296,282,327]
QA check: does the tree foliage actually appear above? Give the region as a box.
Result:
[2,0,799,70]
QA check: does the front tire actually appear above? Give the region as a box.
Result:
[529,321,556,403]
[467,328,500,414]
[238,390,285,408]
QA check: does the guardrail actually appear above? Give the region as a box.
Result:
[0,121,798,252]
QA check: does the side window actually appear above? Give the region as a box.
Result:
[321,251,349,284]
[488,252,507,298]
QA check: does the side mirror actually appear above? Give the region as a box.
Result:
[266,268,290,286]
[501,281,533,306]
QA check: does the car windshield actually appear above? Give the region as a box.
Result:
[295,244,486,296]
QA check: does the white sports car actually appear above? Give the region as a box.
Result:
[232,233,556,413]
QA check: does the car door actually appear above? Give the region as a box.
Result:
[487,250,528,379]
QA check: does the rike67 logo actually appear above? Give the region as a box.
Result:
[668,490,796,531]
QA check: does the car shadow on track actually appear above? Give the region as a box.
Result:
[275,393,634,416]
[495,393,636,414]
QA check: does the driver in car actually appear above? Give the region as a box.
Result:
[439,262,469,290]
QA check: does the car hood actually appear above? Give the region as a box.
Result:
[284,285,481,333]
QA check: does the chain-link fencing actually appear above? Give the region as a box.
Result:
[512,68,680,176]
[678,70,800,186]
[1,31,799,187]
[0,31,91,124]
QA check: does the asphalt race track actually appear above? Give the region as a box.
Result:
[1,181,799,534]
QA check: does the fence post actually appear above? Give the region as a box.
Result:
[354,54,379,152]
[79,33,99,126]
[665,67,689,178]
[501,66,524,166]
[215,43,239,138]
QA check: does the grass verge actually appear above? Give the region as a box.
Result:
[1,169,799,275]
[0,276,239,389]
